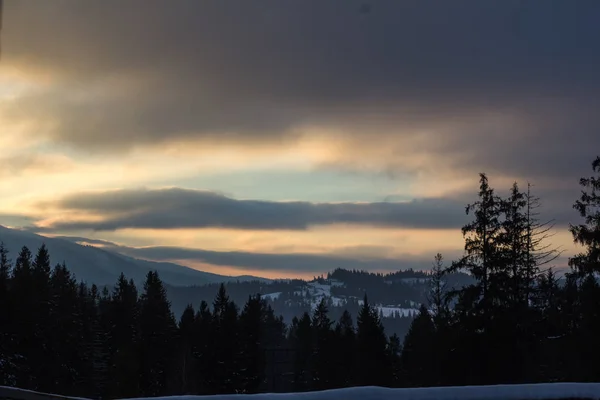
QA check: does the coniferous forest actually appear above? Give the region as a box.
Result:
[0,156,599,398]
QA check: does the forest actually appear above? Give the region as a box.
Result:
[0,156,599,398]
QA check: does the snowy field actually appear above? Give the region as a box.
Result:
[3,383,600,400]
[122,383,600,400]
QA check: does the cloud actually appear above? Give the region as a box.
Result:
[2,0,599,239]
[56,236,455,273]
[0,213,38,229]
[2,0,600,156]
[0,153,74,177]
[35,188,469,231]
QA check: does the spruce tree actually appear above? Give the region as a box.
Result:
[290,312,313,391]
[356,295,390,386]
[239,295,266,394]
[190,300,212,394]
[210,284,240,394]
[311,299,334,390]
[177,304,196,394]
[333,310,356,388]
[450,173,504,318]
[400,304,436,387]
[138,271,177,397]
[447,174,505,384]
[106,274,140,398]
[48,263,81,394]
[11,246,36,389]
[570,156,600,276]
[0,243,15,386]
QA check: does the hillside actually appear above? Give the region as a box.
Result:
[0,225,265,287]
[165,268,474,339]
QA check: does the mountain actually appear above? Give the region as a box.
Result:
[0,225,269,287]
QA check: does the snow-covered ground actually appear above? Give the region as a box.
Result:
[4,382,600,400]
[118,383,600,400]
[262,292,282,301]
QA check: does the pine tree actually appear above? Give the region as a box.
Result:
[239,295,266,394]
[192,300,213,394]
[138,271,177,397]
[311,299,334,390]
[48,262,81,394]
[449,173,504,318]
[333,310,356,388]
[570,156,600,277]
[177,304,196,394]
[106,274,141,398]
[11,246,37,389]
[446,174,505,384]
[400,304,436,387]
[290,312,313,391]
[429,253,450,327]
[356,295,390,386]
[210,284,240,394]
[0,243,15,386]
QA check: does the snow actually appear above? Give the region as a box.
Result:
[0,385,89,400]
[400,277,430,284]
[116,383,600,400]
[357,300,418,317]
[279,280,420,316]
[4,382,600,400]
[377,306,417,317]
[262,292,282,301]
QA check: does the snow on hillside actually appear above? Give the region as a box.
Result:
[262,292,282,301]
[115,383,600,400]
[357,301,417,318]
[264,279,419,317]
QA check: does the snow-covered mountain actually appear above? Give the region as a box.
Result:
[0,225,268,287]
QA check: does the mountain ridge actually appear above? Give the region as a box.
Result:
[0,225,269,286]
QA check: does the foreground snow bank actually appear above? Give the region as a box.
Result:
[0,385,89,400]
[121,383,600,400]
[2,383,600,400]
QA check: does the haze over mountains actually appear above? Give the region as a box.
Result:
[0,225,268,287]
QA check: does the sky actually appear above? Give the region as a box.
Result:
[1,0,599,279]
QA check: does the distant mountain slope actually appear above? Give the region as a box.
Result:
[0,225,268,287]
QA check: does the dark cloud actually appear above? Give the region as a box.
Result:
[0,214,37,229]
[37,188,469,231]
[3,0,600,155]
[60,238,456,273]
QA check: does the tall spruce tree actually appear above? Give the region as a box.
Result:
[238,295,266,394]
[566,157,600,380]
[210,284,240,394]
[0,243,15,386]
[450,173,504,317]
[11,246,37,389]
[446,174,506,384]
[48,263,81,394]
[193,300,213,395]
[177,304,196,394]
[333,310,356,388]
[569,156,600,276]
[106,274,140,398]
[311,299,334,390]
[401,304,436,387]
[356,295,390,386]
[290,312,313,391]
[138,271,177,397]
